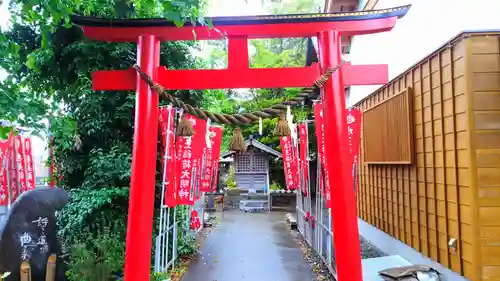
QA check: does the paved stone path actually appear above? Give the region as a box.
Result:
[181,211,315,281]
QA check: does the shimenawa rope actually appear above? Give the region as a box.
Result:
[132,60,346,126]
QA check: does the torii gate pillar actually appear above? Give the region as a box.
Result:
[125,35,160,281]
[318,30,362,281]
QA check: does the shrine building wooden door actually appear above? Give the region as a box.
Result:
[234,152,268,191]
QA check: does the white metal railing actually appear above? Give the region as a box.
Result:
[154,118,205,273]
[154,206,179,273]
[296,161,337,278]
[155,120,179,273]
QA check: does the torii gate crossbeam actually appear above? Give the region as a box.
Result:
[71,5,410,281]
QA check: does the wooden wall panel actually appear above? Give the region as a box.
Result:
[363,88,414,164]
[355,33,478,279]
[467,34,500,281]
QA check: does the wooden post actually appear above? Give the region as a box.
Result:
[45,254,57,281]
[20,261,31,281]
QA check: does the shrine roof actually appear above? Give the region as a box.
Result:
[71,5,410,28]
[220,138,282,159]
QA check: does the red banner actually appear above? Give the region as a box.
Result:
[200,137,213,192]
[291,127,300,191]
[8,133,19,201]
[346,109,362,165]
[49,136,56,188]
[201,126,223,192]
[159,107,170,167]
[160,107,177,207]
[23,138,36,191]
[175,114,207,204]
[347,109,362,194]
[210,127,223,192]
[0,140,9,205]
[298,123,309,196]
[175,136,194,205]
[280,135,297,190]
[0,133,38,204]
[186,114,207,199]
[15,135,28,193]
[313,103,331,207]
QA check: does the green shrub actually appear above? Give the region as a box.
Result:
[65,227,124,281]
[270,181,281,190]
[225,165,237,189]
[151,271,171,281]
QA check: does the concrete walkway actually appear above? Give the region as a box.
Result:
[181,211,315,281]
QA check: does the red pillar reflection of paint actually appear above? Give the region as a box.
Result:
[318,30,363,281]
[123,35,160,281]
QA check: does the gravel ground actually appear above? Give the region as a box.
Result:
[293,231,387,281]
[293,231,336,281]
[360,236,387,259]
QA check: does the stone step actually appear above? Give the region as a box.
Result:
[240,206,266,213]
[241,194,269,201]
[239,199,269,212]
[285,213,298,230]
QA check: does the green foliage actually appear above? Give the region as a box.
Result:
[0,0,213,139]
[177,230,198,256]
[150,271,171,281]
[174,206,199,256]
[0,0,212,277]
[269,181,281,190]
[199,0,322,188]
[57,187,129,244]
[224,165,237,190]
[65,226,125,281]
[226,181,237,190]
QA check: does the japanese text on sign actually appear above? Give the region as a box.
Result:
[280,136,297,190]
[298,123,309,196]
[346,109,361,165]
[176,136,193,204]
[160,106,177,207]
[209,127,223,192]
[24,138,36,190]
[314,103,331,208]
[0,141,8,205]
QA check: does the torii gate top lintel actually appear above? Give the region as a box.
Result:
[71,5,410,42]
[72,5,410,91]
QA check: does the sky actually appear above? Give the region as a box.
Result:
[0,2,7,28]
[348,0,500,105]
[205,0,266,16]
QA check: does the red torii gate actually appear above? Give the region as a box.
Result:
[72,5,410,281]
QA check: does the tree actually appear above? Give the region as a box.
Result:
[0,0,213,279]
[201,0,322,188]
[0,0,211,136]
